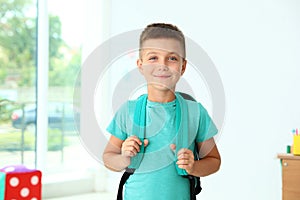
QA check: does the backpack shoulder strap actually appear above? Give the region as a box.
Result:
[128,94,147,170]
[117,171,133,200]
[177,93,202,198]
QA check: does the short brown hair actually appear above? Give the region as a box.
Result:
[139,23,186,58]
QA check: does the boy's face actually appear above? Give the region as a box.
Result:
[137,38,187,92]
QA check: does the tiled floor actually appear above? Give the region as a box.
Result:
[44,192,114,200]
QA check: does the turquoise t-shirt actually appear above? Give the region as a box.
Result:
[106,97,218,200]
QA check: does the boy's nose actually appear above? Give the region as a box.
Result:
[157,64,168,71]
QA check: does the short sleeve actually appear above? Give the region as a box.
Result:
[106,101,134,141]
[196,103,218,142]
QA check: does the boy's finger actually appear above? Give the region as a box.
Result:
[122,146,137,157]
[177,153,188,159]
[170,144,176,151]
[143,139,149,147]
[177,148,191,155]
[123,139,140,153]
[129,136,142,145]
[131,141,141,152]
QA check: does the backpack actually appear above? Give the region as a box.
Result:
[116,92,202,200]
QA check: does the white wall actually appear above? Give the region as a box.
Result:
[104,0,300,200]
[82,0,300,199]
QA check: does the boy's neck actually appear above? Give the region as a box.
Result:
[147,89,176,103]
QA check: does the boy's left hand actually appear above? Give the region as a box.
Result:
[170,144,195,174]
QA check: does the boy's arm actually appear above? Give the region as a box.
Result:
[176,137,221,177]
[103,135,130,172]
[103,135,147,172]
[194,137,221,177]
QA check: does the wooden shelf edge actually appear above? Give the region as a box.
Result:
[277,153,300,160]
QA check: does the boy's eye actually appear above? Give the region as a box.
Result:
[169,56,178,61]
[148,56,157,61]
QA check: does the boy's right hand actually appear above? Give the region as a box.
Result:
[121,136,149,157]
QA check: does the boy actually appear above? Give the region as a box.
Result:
[103,23,221,200]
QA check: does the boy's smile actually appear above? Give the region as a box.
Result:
[137,38,186,92]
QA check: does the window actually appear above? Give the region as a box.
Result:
[0,1,108,197]
[0,0,38,168]
[0,0,92,172]
[46,0,88,172]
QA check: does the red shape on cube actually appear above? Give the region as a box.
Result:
[0,165,42,200]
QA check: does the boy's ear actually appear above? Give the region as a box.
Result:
[181,59,187,75]
[137,59,143,73]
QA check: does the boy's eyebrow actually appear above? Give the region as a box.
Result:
[145,51,158,56]
[144,51,180,56]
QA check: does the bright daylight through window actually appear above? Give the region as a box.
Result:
[0,0,88,173]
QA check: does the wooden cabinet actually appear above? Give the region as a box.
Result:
[278,154,300,200]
